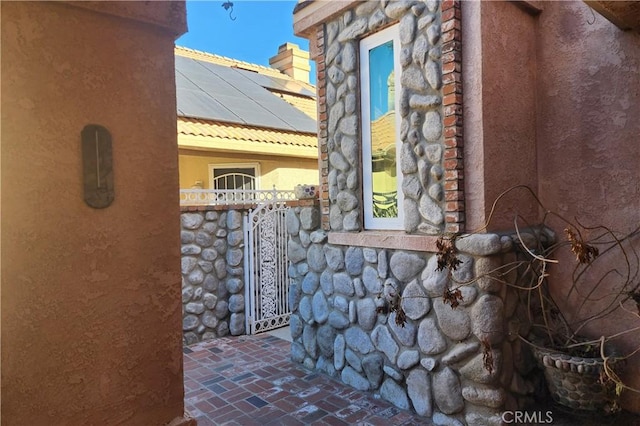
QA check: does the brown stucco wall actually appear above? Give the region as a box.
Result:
[466,0,640,412]
[463,1,539,232]
[534,1,640,411]
[1,2,190,425]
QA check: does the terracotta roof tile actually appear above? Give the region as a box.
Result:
[178,117,317,148]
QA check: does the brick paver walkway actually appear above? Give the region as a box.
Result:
[183,333,640,426]
[183,333,433,425]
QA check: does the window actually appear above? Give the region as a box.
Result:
[360,25,403,230]
[208,163,259,190]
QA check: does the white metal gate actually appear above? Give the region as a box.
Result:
[244,199,291,335]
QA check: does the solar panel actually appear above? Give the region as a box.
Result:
[177,89,244,124]
[175,55,317,134]
[233,68,316,98]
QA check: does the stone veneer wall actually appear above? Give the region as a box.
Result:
[316,0,464,234]
[180,207,246,344]
[180,199,317,344]
[287,205,537,425]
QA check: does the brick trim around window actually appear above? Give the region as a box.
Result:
[442,0,464,234]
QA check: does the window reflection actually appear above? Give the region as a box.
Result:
[368,41,397,218]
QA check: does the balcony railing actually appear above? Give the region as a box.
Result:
[180,188,297,206]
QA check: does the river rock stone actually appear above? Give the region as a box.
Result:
[407,368,433,416]
[341,366,370,391]
[357,298,377,331]
[345,326,374,354]
[182,213,204,230]
[422,255,449,297]
[308,244,327,272]
[341,41,357,72]
[418,317,447,355]
[390,251,426,281]
[353,277,365,298]
[182,257,197,275]
[201,311,218,331]
[401,279,430,320]
[345,247,364,275]
[286,208,300,235]
[433,298,471,341]
[226,278,243,294]
[334,272,355,296]
[389,312,417,346]
[229,313,244,335]
[371,325,399,363]
[185,302,205,315]
[291,342,305,363]
[362,265,382,294]
[362,353,384,388]
[328,311,350,329]
[397,350,420,370]
[303,324,318,358]
[181,231,195,244]
[182,244,201,255]
[299,296,312,323]
[441,342,480,365]
[312,292,329,324]
[471,295,505,345]
[302,272,320,295]
[462,385,506,408]
[455,234,502,256]
[345,348,362,372]
[290,314,303,339]
[288,239,306,263]
[460,351,502,384]
[433,367,464,414]
[380,379,410,410]
[324,245,344,271]
[334,333,346,370]
[338,17,368,42]
[317,324,335,358]
[183,315,199,331]
[215,300,228,319]
[320,270,333,296]
[228,294,244,313]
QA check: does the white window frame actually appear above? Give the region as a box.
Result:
[360,25,404,230]
[208,162,261,190]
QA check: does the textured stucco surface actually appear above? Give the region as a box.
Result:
[463,0,640,412]
[1,2,188,424]
[464,1,539,232]
[179,150,319,190]
[535,1,640,412]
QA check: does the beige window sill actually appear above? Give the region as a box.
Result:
[328,231,441,253]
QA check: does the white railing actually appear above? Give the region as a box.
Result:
[180,188,297,206]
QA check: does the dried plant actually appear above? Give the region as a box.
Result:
[443,288,463,309]
[565,228,599,264]
[436,236,462,272]
[481,339,494,375]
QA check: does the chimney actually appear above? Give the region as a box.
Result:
[269,42,311,83]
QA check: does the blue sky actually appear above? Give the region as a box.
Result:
[177,1,316,83]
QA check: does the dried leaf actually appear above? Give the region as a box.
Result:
[388,296,407,328]
[481,339,494,375]
[436,236,462,272]
[443,288,463,309]
[565,228,599,264]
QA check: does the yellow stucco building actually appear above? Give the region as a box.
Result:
[175,44,319,193]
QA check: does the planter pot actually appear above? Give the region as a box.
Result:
[532,345,614,411]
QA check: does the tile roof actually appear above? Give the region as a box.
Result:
[178,117,317,148]
[178,117,317,159]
